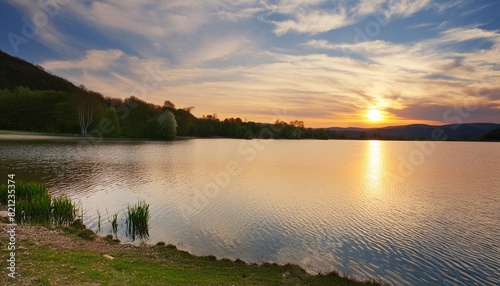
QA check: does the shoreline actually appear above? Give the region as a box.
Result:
[0,130,195,142]
[0,130,497,143]
[0,208,385,285]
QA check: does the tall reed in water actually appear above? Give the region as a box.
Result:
[52,195,77,226]
[126,200,150,241]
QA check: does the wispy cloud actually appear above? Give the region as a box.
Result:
[272,8,351,35]
[5,0,77,54]
[383,0,431,18]
[43,49,125,70]
[304,25,500,123]
[269,0,433,36]
[407,22,436,29]
[41,49,159,99]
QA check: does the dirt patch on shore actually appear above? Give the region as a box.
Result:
[0,203,127,254]
[0,223,122,254]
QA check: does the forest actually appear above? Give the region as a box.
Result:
[0,86,344,140]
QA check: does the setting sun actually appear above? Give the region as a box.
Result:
[367,109,383,121]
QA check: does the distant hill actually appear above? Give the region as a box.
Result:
[328,123,500,141]
[482,128,500,141]
[0,50,78,92]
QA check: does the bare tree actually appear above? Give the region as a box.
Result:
[75,86,95,136]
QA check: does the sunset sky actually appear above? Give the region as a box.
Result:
[1,0,499,127]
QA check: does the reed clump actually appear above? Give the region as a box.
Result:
[52,195,77,225]
[2,182,151,241]
[110,212,119,239]
[126,200,150,241]
[0,181,77,226]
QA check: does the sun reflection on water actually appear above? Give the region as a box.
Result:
[365,140,384,196]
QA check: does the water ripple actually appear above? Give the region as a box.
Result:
[1,139,499,285]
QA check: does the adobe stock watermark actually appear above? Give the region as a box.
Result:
[6,174,17,279]
[178,108,290,222]
[8,0,70,54]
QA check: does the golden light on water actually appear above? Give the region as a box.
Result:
[365,140,383,196]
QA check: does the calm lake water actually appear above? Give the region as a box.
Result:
[1,136,499,285]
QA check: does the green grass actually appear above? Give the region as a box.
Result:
[0,181,48,204]
[0,129,79,137]
[126,200,150,241]
[17,192,52,224]
[0,236,385,286]
[52,195,78,226]
[0,181,77,226]
[2,181,52,224]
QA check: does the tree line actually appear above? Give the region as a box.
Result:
[0,86,344,140]
[0,50,342,141]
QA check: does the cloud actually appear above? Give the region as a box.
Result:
[306,39,408,56]
[273,9,351,35]
[383,0,431,18]
[439,26,499,44]
[264,0,325,15]
[43,49,125,70]
[41,49,164,99]
[352,0,387,16]
[70,1,209,37]
[387,103,500,124]
[303,25,500,122]
[306,25,499,78]
[270,0,433,36]
[5,0,77,54]
[407,22,435,29]
[211,0,264,21]
[184,36,254,66]
[434,0,468,13]
[352,0,431,19]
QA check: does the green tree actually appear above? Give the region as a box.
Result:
[120,96,161,138]
[173,108,196,136]
[54,98,78,133]
[101,107,121,137]
[157,110,177,140]
[314,129,329,140]
[244,130,254,139]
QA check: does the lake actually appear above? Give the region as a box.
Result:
[0,136,498,285]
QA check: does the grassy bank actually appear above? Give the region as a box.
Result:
[0,224,384,286]
[0,129,191,142]
[0,129,79,137]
